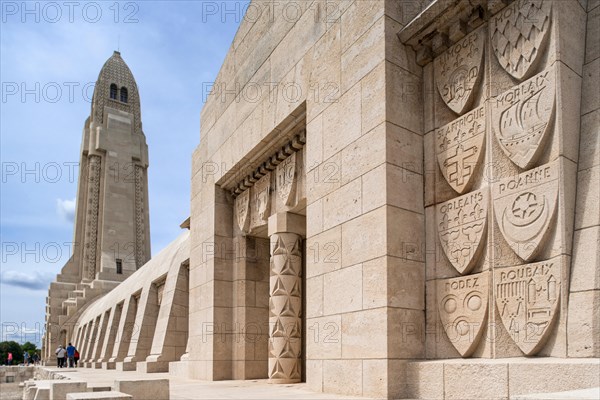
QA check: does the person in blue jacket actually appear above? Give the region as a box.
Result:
[66,343,77,368]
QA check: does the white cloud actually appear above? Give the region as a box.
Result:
[0,270,54,291]
[56,198,76,223]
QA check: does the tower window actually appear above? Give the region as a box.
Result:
[116,259,123,274]
[120,87,128,103]
[109,84,118,100]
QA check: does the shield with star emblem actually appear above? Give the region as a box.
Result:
[437,188,488,275]
[436,106,486,194]
[491,67,555,169]
[494,256,561,355]
[493,161,559,261]
[490,0,552,81]
[434,26,485,115]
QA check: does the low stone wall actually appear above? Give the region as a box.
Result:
[21,368,170,400]
[0,366,35,383]
[33,366,70,381]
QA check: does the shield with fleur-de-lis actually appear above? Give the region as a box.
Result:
[436,106,486,194]
[434,26,485,115]
[437,188,488,275]
[490,0,552,80]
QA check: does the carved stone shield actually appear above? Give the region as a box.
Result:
[434,27,485,115]
[490,0,552,80]
[250,172,271,229]
[436,106,486,194]
[276,153,297,207]
[494,256,561,355]
[493,161,559,261]
[235,189,250,234]
[437,271,489,357]
[437,188,488,275]
[491,67,555,169]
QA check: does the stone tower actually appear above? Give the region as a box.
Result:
[42,51,150,363]
[72,50,151,280]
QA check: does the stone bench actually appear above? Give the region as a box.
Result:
[23,380,87,400]
[24,380,54,400]
[114,378,169,400]
[67,392,132,400]
[50,381,88,400]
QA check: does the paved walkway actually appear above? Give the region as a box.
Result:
[42,367,373,400]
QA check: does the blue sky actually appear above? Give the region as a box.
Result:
[0,0,248,345]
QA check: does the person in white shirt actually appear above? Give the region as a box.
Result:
[55,345,66,368]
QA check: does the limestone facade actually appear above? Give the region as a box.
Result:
[171,0,599,397]
[43,1,599,398]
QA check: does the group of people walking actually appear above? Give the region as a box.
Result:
[23,351,39,365]
[4,351,39,366]
[55,343,79,368]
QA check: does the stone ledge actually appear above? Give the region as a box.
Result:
[66,392,132,400]
[114,378,169,400]
[399,358,600,400]
[512,387,600,399]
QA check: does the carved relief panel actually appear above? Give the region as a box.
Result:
[436,106,486,194]
[235,189,250,235]
[490,0,552,80]
[437,271,489,357]
[83,155,102,281]
[492,161,559,262]
[410,0,580,359]
[434,27,485,115]
[494,256,561,355]
[276,152,298,208]
[491,67,556,169]
[436,188,488,275]
[250,173,271,231]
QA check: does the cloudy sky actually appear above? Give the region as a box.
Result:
[1,0,247,345]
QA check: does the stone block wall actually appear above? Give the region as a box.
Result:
[70,232,189,373]
[179,0,597,398]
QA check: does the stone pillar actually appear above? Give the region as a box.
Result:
[90,310,110,368]
[97,304,121,368]
[267,212,305,384]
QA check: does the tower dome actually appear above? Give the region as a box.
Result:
[91,51,142,134]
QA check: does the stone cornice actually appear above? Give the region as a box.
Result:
[398,0,512,65]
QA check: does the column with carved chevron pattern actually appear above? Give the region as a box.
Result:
[268,231,302,383]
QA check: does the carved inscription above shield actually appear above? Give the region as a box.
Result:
[277,152,297,207]
[493,161,559,261]
[235,189,250,234]
[492,67,555,169]
[434,27,485,115]
[437,271,489,357]
[494,256,561,355]
[250,172,271,229]
[490,0,552,80]
[437,188,488,275]
[436,106,486,194]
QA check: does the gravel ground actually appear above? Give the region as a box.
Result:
[0,383,22,400]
